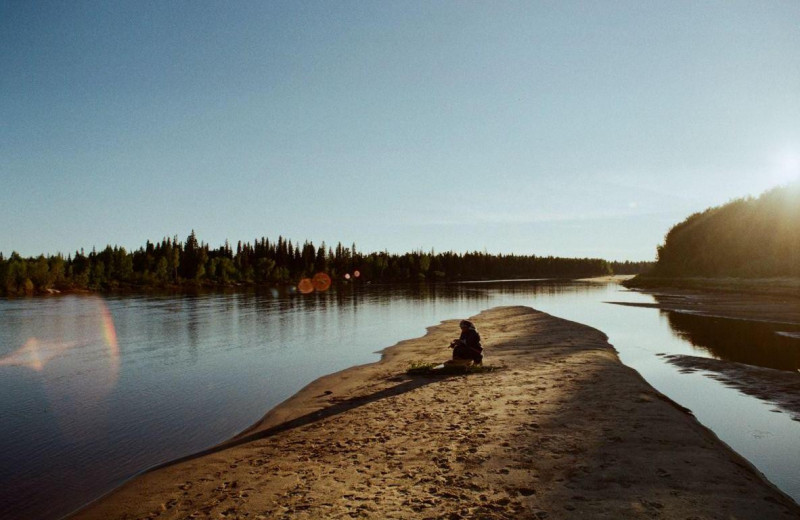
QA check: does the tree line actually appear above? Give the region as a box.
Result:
[649,181,800,278]
[0,231,650,296]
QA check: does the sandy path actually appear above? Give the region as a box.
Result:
[71,306,799,519]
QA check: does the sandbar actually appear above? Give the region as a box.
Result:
[71,306,799,519]
[619,281,800,324]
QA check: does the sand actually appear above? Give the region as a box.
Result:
[661,354,800,423]
[577,274,636,284]
[70,306,799,519]
[613,286,800,325]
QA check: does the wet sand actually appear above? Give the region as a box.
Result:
[617,283,800,325]
[71,306,799,519]
[662,354,800,422]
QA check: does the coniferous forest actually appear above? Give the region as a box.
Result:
[0,232,652,296]
[647,182,800,278]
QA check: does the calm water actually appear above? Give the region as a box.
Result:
[1,281,798,519]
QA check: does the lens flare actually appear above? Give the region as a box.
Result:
[0,296,121,440]
[312,272,332,292]
[344,273,351,280]
[0,296,120,382]
[297,272,333,294]
[353,270,361,278]
[298,278,314,294]
[0,338,78,371]
[100,302,120,378]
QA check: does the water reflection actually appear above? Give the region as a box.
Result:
[665,311,800,371]
[0,296,123,520]
[1,282,799,519]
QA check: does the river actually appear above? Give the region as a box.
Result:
[0,280,798,519]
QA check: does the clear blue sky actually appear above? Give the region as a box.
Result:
[2,1,799,261]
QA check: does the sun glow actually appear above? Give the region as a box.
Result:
[771,149,800,184]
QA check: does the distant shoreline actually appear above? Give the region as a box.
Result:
[8,274,638,298]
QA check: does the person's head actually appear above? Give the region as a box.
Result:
[460,320,473,330]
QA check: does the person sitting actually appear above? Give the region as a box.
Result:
[448,319,483,365]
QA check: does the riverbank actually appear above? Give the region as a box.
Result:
[577,274,635,284]
[614,282,800,325]
[624,276,800,300]
[71,306,799,519]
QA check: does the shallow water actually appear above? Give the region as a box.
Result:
[0,281,798,519]
[664,311,800,371]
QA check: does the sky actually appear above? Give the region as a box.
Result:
[2,1,799,262]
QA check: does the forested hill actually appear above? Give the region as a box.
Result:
[649,182,800,278]
[0,234,649,296]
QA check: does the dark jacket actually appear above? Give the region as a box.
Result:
[453,327,482,362]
